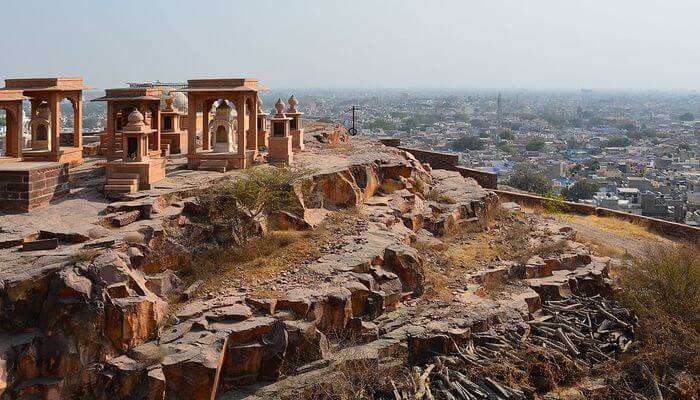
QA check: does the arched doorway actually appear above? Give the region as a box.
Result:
[29,102,51,151]
[60,98,75,146]
[215,125,227,143]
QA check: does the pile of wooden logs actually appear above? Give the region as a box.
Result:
[528,294,636,365]
[389,295,637,400]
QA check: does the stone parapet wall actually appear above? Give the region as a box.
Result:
[495,189,700,242]
[0,163,69,212]
[455,166,498,189]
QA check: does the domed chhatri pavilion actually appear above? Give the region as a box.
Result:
[0,77,86,211]
[92,88,164,161]
[1,77,86,166]
[103,109,166,195]
[178,78,266,172]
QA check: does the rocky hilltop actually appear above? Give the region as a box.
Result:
[0,126,686,399]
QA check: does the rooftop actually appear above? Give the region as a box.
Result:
[179,78,267,92]
[92,88,163,102]
[3,77,86,92]
[0,89,28,101]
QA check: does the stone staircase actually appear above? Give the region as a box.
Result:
[198,159,227,172]
[104,173,140,195]
[161,140,171,157]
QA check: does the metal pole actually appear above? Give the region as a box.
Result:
[348,106,357,135]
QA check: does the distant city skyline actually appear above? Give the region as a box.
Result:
[1,0,699,90]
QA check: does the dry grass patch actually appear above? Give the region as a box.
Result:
[574,236,630,260]
[421,209,536,300]
[568,214,662,242]
[609,243,700,399]
[443,235,497,268]
[178,208,364,299]
[301,355,408,400]
[620,244,699,331]
[188,228,328,297]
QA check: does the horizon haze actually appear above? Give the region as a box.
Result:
[1,0,698,91]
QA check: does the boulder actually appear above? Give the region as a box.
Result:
[312,288,353,337]
[145,270,182,298]
[220,319,288,386]
[161,332,228,400]
[407,332,457,366]
[282,320,329,369]
[383,244,424,296]
[266,211,311,231]
[105,295,166,351]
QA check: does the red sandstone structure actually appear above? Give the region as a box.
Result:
[93,88,163,160]
[1,78,85,166]
[268,98,293,165]
[256,94,269,149]
[0,90,27,163]
[160,97,188,154]
[103,109,166,194]
[287,94,305,151]
[180,78,264,172]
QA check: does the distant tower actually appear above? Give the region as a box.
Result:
[497,92,502,118]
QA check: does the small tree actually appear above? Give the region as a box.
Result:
[496,141,516,154]
[606,136,630,147]
[451,135,484,151]
[525,138,546,152]
[561,180,599,202]
[506,163,552,195]
[499,130,515,140]
[679,112,694,122]
[196,165,310,244]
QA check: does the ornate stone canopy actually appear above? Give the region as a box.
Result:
[29,103,52,150]
[208,102,237,153]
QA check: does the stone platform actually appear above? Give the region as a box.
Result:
[187,149,254,170]
[20,147,83,166]
[0,161,69,212]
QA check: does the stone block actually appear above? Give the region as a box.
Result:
[21,238,59,252]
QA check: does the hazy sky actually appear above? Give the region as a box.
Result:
[1,0,698,90]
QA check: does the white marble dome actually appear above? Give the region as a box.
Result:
[159,87,188,111]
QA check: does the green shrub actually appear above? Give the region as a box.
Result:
[196,165,310,244]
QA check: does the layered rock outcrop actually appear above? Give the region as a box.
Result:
[0,137,618,400]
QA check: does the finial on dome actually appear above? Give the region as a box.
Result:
[275,98,285,116]
[288,95,298,113]
[165,97,175,111]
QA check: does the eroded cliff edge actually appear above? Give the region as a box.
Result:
[1,135,628,399]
